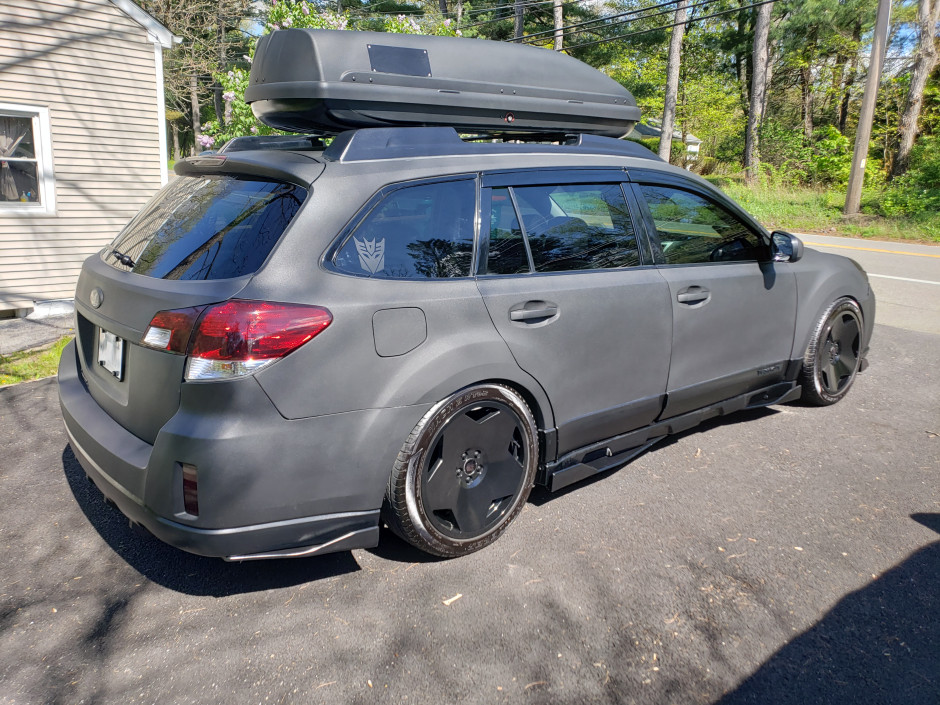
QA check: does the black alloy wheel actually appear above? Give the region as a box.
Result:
[384,384,538,557]
[800,297,863,406]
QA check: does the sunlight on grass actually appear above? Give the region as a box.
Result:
[0,336,72,387]
[708,180,940,243]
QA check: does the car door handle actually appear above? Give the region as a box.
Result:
[676,286,711,304]
[510,304,558,321]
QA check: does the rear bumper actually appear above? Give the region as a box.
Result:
[58,340,424,559]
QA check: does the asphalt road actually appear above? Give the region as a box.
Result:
[796,233,940,335]
[1,242,938,705]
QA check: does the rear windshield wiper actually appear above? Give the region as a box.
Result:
[110,249,136,268]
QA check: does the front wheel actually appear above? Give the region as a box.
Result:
[384,384,538,558]
[799,297,863,406]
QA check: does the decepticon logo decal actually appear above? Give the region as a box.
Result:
[354,237,385,274]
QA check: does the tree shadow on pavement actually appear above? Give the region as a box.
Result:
[716,513,940,705]
[61,445,361,597]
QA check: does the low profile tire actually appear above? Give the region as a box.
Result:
[799,297,863,406]
[384,384,538,558]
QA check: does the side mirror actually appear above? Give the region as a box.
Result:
[771,231,804,263]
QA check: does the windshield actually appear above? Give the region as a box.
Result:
[104,175,307,280]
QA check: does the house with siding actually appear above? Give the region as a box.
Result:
[0,0,177,316]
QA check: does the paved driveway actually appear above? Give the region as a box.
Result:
[2,236,938,704]
[1,318,937,704]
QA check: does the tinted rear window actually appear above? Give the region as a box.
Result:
[104,176,307,280]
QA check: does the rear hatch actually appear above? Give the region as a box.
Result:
[73,163,314,444]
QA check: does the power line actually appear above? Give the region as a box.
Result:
[457,0,588,22]
[457,0,591,31]
[347,0,587,21]
[510,0,687,44]
[519,0,737,47]
[562,0,777,51]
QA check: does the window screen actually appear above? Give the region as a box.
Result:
[334,179,475,279]
[637,185,767,264]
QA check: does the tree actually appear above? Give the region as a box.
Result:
[891,0,940,177]
[138,0,255,153]
[659,0,688,161]
[744,1,772,185]
[200,1,460,145]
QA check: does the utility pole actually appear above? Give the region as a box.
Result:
[844,0,891,215]
[514,0,524,41]
[553,0,563,51]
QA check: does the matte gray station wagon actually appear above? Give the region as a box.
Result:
[59,29,874,560]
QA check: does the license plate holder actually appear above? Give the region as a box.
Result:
[97,329,125,381]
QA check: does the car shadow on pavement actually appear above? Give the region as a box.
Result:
[715,513,940,705]
[529,406,779,506]
[61,445,362,597]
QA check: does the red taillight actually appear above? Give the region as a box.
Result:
[141,300,332,381]
[189,300,332,361]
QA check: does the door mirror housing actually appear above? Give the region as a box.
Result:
[771,231,804,263]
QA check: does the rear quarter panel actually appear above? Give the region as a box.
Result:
[243,168,554,426]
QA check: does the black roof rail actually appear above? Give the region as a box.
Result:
[321,127,663,163]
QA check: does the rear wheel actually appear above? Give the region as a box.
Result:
[384,384,538,557]
[799,297,863,406]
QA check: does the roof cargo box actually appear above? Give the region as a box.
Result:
[245,29,640,138]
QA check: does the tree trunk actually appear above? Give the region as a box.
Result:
[190,74,202,154]
[659,0,688,162]
[891,0,940,178]
[838,21,863,135]
[514,0,524,41]
[801,65,814,142]
[457,0,463,25]
[171,122,180,162]
[553,0,563,51]
[736,9,749,114]
[744,1,772,187]
[213,85,224,128]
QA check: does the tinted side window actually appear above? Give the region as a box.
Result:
[486,188,530,275]
[637,185,766,264]
[511,183,639,273]
[335,180,475,279]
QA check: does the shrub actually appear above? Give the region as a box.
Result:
[808,126,852,186]
[880,135,940,216]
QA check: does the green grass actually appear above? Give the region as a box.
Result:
[0,336,72,387]
[706,179,940,244]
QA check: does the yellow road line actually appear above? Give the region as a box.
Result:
[804,241,940,258]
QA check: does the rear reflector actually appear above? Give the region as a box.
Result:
[142,300,332,381]
[181,463,199,516]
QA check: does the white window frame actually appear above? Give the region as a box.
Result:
[0,103,56,216]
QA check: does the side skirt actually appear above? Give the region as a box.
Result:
[540,381,801,492]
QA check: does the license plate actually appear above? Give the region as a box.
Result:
[97,329,124,381]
